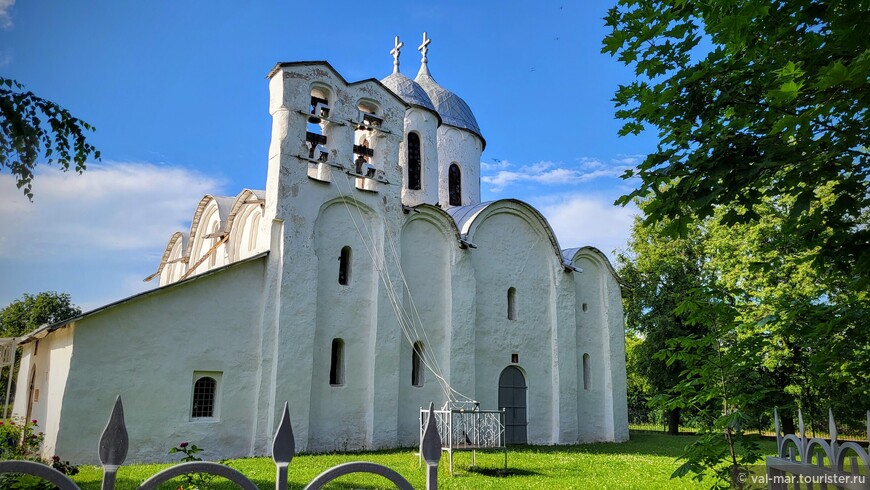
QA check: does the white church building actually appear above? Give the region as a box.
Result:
[13,36,628,463]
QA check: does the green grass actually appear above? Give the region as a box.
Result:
[69,432,778,489]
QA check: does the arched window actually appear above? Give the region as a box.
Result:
[582,353,591,390]
[507,287,517,320]
[412,341,424,387]
[448,163,462,206]
[353,101,380,176]
[330,338,345,386]
[338,246,352,285]
[407,133,422,190]
[307,85,331,161]
[192,376,217,418]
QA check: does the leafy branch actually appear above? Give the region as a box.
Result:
[0,78,100,200]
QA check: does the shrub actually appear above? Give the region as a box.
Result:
[0,418,78,490]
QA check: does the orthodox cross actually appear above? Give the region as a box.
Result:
[418,31,431,65]
[391,36,404,73]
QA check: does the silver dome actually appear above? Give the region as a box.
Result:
[380,72,438,115]
[415,65,484,145]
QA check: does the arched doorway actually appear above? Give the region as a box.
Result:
[498,366,527,444]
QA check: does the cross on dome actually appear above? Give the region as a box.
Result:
[418,32,431,65]
[390,36,405,74]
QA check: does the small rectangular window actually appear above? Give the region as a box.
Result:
[412,342,424,387]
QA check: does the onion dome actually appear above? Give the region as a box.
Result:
[380,36,440,118]
[380,71,438,114]
[413,35,484,146]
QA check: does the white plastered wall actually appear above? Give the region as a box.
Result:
[308,200,381,452]
[260,63,408,454]
[11,327,74,459]
[397,214,453,445]
[572,249,629,442]
[53,257,267,463]
[468,207,558,444]
[436,126,483,207]
[399,108,439,207]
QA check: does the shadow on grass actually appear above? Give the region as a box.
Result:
[501,432,776,460]
[496,432,695,459]
[467,466,541,477]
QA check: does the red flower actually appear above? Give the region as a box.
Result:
[179,442,188,448]
[52,456,60,462]
[0,421,4,425]
[31,419,37,424]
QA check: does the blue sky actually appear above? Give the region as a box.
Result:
[0,1,653,311]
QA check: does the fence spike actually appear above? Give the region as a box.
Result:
[828,409,837,444]
[421,402,441,465]
[798,409,805,439]
[98,396,128,466]
[272,401,295,465]
[866,411,869,445]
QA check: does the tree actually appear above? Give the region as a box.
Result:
[0,292,81,338]
[0,78,100,200]
[617,204,710,434]
[619,194,869,487]
[603,0,870,291]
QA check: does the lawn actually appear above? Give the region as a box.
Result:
[69,432,777,489]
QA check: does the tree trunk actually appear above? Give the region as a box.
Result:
[667,408,681,435]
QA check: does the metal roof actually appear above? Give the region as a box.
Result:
[380,72,440,117]
[415,65,485,147]
[17,252,270,345]
[444,202,492,236]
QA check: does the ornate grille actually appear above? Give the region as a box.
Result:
[191,377,216,418]
[407,132,421,190]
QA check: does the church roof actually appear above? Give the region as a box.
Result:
[415,65,485,147]
[380,72,440,120]
[16,252,270,345]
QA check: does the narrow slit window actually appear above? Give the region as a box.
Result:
[412,342,424,387]
[582,353,590,390]
[448,163,462,206]
[407,132,421,190]
[507,287,517,320]
[338,246,352,285]
[330,338,345,386]
[192,376,216,418]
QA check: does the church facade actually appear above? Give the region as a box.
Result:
[13,37,628,463]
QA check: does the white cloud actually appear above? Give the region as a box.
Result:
[0,0,14,29]
[481,157,637,193]
[537,194,639,261]
[0,162,224,309]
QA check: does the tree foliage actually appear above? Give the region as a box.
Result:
[618,195,869,487]
[0,78,100,200]
[0,292,81,338]
[617,204,710,433]
[603,0,870,290]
